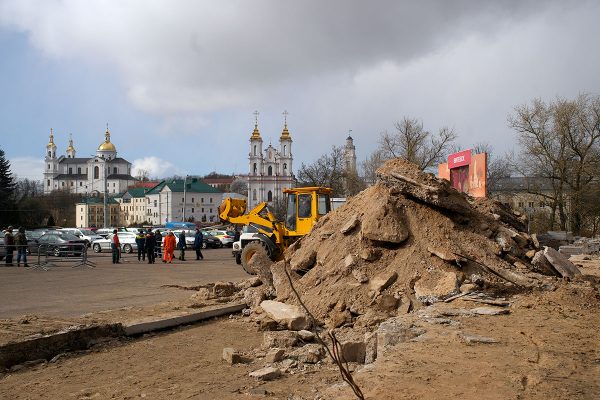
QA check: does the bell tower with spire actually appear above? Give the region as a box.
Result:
[43,128,59,193]
[279,110,293,177]
[66,134,76,158]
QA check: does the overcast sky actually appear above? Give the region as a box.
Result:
[1,0,599,180]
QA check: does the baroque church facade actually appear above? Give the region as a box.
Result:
[247,114,295,209]
[43,127,137,195]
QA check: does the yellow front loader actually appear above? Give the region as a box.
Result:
[218,187,333,274]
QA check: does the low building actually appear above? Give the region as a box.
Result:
[490,177,554,214]
[145,178,223,226]
[75,197,120,228]
[117,188,150,227]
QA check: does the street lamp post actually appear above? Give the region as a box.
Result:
[182,175,188,222]
[103,158,109,228]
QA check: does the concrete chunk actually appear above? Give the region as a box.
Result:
[265,348,285,363]
[260,300,309,331]
[222,347,243,364]
[368,271,398,293]
[543,246,582,278]
[340,214,360,234]
[263,331,298,349]
[249,366,281,381]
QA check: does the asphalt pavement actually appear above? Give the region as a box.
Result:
[0,247,248,318]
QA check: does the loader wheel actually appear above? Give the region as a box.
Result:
[240,241,269,275]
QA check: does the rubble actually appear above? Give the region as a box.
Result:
[249,366,281,381]
[259,300,309,331]
[543,247,582,278]
[236,158,595,370]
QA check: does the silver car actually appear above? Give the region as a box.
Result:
[91,232,138,254]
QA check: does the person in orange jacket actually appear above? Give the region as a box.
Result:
[163,230,177,264]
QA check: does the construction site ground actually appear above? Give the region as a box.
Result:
[0,249,599,399]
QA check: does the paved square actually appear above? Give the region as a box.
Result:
[0,248,249,318]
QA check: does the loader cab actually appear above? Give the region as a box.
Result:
[283,187,332,235]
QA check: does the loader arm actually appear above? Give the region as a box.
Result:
[219,198,284,249]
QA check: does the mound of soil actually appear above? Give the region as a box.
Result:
[267,159,569,329]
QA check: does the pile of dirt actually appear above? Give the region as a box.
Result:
[256,158,583,331]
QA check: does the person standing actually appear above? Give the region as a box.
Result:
[4,226,15,266]
[110,229,120,264]
[163,230,176,263]
[145,229,155,264]
[193,228,204,260]
[177,230,186,261]
[15,227,28,267]
[136,229,146,262]
[154,230,162,260]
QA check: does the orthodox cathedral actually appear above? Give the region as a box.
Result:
[246,112,295,209]
[43,127,136,195]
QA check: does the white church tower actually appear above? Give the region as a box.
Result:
[43,128,59,193]
[344,132,357,173]
[247,111,296,209]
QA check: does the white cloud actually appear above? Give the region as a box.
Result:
[9,157,44,180]
[132,156,182,179]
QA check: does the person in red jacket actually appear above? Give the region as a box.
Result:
[163,231,176,264]
[110,229,121,264]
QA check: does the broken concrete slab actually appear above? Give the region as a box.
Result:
[341,341,366,363]
[368,271,398,293]
[543,246,582,278]
[413,270,459,303]
[376,317,426,352]
[531,251,559,276]
[263,331,298,349]
[123,303,246,336]
[290,344,323,364]
[259,300,309,331]
[340,214,360,234]
[297,330,315,342]
[222,347,243,364]
[265,348,285,363]
[461,333,499,344]
[249,366,282,381]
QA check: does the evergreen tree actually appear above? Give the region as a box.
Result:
[0,147,16,226]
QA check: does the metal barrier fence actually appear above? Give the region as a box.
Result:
[31,242,96,270]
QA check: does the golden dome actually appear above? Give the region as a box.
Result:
[280,123,291,140]
[251,124,261,139]
[47,128,57,148]
[66,135,75,152]
[98,127,117,152]
[98,141,116,152]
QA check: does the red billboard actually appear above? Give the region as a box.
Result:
[448,149,472,169]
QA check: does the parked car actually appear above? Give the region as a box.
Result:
[35,231,87,257]
[207,230,236,247]
[91,232,138,253]
[201,231,223,249]
[59,228,102,247]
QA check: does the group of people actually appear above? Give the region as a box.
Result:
[2,226,29,267]
[131,228,205,264]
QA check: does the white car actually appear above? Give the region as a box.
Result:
[91,232,138,254]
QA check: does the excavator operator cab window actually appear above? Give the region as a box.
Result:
[298,194,312,219]
[286,194,297,230]
[318,194,330,216]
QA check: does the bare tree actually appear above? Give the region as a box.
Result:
[509,94,600,235]
[229,178,248,196]
[361,150,386,186]
[135,169,150,182]
[378,117,457,170]
[297,146,347,197]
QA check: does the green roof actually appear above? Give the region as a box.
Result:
[77,197,119,205]
[145,178,221,195]
[126,187,148,198]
